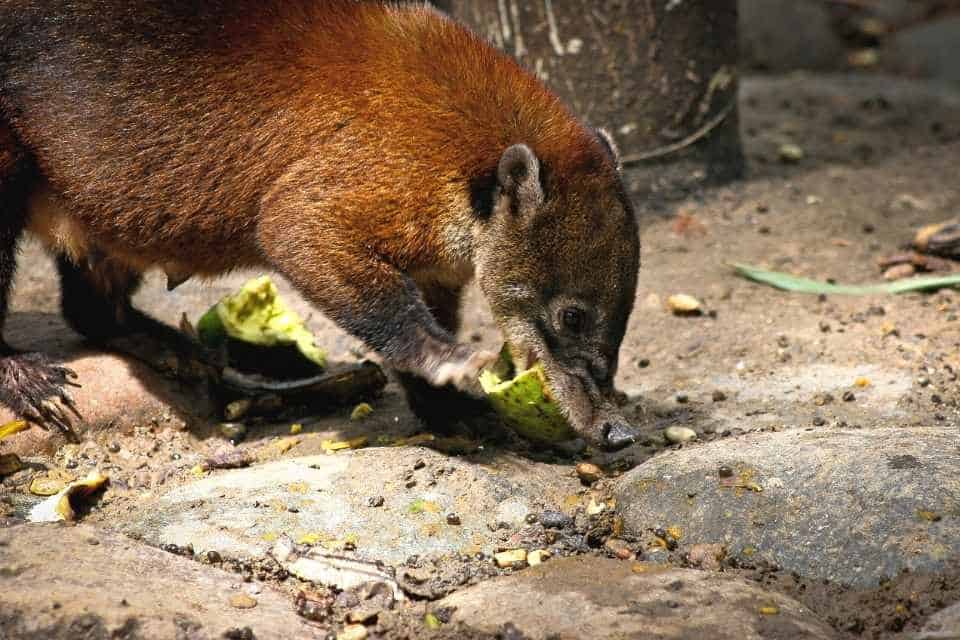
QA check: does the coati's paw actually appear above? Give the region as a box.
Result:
[0,352,81,436]
[431,349,498,396]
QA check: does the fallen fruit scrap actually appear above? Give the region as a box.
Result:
[479,350,577,443]
[197,275,326,369]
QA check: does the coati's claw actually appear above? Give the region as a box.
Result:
[432,349,498,396]
[0,352,82,437]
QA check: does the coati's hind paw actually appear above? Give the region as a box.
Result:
[0,352,81,437]
[431,349,498,397]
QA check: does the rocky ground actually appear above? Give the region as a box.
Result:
[2,73,960,639]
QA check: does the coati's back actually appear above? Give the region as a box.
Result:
[0,1,641,449]
[0,0,605,273]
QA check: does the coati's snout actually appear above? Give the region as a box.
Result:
[475,139,641,450]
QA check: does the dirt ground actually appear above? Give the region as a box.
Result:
[3,72,960,639]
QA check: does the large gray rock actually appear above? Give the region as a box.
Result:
[438,555,836,639]
[615,428,960,587]
[917,601,960,640]
[0,523,322,640]
[112,447,581,565]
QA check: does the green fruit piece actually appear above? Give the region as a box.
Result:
[479,357,576,443]
[196,275,326,368]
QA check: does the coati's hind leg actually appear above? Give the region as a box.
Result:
[0,127,80,434]
[57,255,218,384]
[396,285,493,429]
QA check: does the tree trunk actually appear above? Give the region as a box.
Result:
[432,0,744,202]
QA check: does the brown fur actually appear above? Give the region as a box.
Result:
[0,0,640,447]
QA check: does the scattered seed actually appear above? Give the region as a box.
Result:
[664,426,697,444]
[350,403,373,421]
[494,549,527,568]
[575,462,603,484]
[778,143,804,163]
[218,422,247,442]
[229,594,257,610]
[224,399,252,421]
[667,294,702,315]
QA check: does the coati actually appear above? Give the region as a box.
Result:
[0,0,641,449]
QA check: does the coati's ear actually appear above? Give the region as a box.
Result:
[497,144,544,215]
[596,128,622,172]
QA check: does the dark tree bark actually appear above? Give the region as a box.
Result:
[432,0,744,200]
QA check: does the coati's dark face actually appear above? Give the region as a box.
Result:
[475,141,640,450]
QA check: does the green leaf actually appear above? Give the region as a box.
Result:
[732,263,960,296]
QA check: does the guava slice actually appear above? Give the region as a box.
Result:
[479,353,576,443]
[197,276,326,368]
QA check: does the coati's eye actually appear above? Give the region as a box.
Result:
[561,307,587,334]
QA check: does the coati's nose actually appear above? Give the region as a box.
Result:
[602,421,638,450]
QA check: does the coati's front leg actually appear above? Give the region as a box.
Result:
[0,165,80,433]
[395,284,493,428]
[258,220,496,399]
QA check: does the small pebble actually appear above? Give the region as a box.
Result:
[527,549,551,566]
[718,465,734,478]
[337,624,368,640]
[637,358,650,369]
[413,458,426,470]
[842,391,856,402]
[675,393,689,404]
[918,376,931,387]
[540,511,571,529]
[229,594,257,610]
[366,496,384,507]
[575,462,603,484]
[932,394,943,405]
[812,416,826,426]
[446,513,461,525]
[604,538,634,560]
[664,426,697,444]
[711,390,727,402]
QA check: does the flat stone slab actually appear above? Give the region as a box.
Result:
[113,447,582,565]
[438,555,835,639]
[0,324,204,456]
[916,601,960,640]
[614,428,960,587]
[0,522,322,640]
